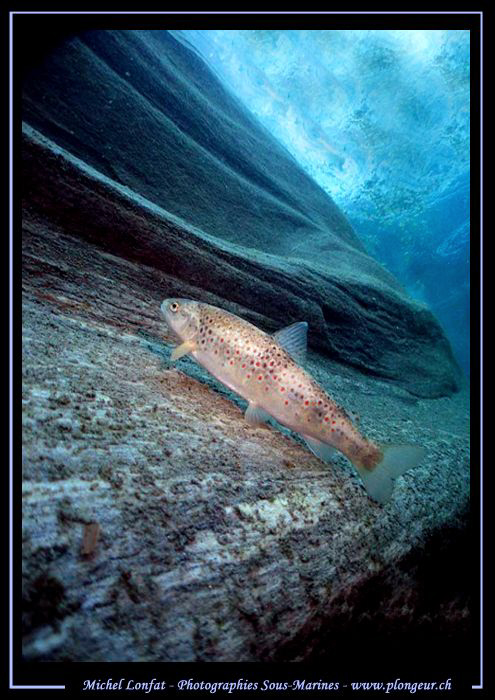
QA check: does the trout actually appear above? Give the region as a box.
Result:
[160,298,425,503]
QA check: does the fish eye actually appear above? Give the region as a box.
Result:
[170,302,180,313]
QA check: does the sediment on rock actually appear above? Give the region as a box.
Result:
[21,27,469,664]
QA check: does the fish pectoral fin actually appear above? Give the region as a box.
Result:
[244,402,271,426]
[273,321,308,364]
[170,340,196,362]
[301,434,337,463]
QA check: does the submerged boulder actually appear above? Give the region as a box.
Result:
[21,28,470,666]
[21,197,470,662]
[21,28,460,398]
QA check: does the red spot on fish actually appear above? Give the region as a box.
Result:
[221,338,224,342]
[265,387,269,391]
[236,350,240,354]
[242,364,246,368]
[285,400,289,405]
[230,360,234,365]
[256,362,260,367]
[324,417,329,422]
[331,428,335,432]
[258,375,263,380]
[318,400,322,405]
[305,400,309,405]
[332,420,336,424]
[247,374,251,379]
[280,387,285,392]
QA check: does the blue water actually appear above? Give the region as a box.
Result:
[181,29,470,378]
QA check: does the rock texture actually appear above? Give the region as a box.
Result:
[21,29,461,398]
[21,29,470,665]
[22,208,470,662]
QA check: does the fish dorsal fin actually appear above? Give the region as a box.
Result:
[273,321,308,364]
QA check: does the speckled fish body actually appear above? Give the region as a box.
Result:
[160,299,425,503]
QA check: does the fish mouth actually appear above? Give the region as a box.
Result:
[160,300,176,329]
[160,299,171,319]
[166,327,181,343]
[160,299,182,343]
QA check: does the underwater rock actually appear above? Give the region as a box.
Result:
[21,29,470,664]
[21,211,470,660]
[20,29,461,398]
[22,123,460,400]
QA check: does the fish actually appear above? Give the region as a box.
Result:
[160,298,425,504]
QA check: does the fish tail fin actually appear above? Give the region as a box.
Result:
[356,444,426,504]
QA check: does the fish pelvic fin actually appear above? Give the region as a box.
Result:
[356,444,426,505]
[245,402,271,426]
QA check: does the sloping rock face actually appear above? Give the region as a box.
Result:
[21,28,461,398]
[20,29,470,666]
[22,203,470,663]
